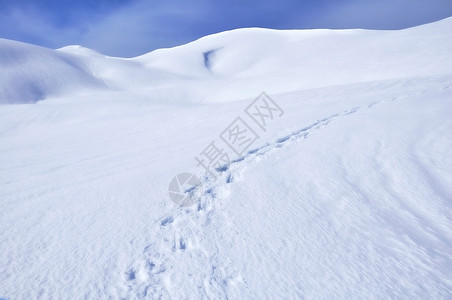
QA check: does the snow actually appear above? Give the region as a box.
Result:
[0,39,106,104]
[0,17,452,299]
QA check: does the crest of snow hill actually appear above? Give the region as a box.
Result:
[0,17,452,104]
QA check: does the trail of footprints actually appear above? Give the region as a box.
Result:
[122,106,362,298]
[122,89,438,298]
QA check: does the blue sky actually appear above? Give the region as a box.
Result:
[0,0,451,57]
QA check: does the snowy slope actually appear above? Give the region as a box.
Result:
[2,17,452,104]
[0,39,106,104]
[0,18,452,299]
[134,18,452,101]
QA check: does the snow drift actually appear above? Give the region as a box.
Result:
[0,39,105,104]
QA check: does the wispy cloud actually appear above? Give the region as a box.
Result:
[0,6,80,46]
[306,0,452,29]
[80,0,213,57]
[0,0,451,57]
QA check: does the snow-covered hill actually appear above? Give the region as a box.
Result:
[0,17,451,299]
[2,17,452,104]
[0,39,106,104]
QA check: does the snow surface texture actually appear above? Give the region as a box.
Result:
[0,17,452,299]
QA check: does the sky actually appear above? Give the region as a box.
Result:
[0,0,451,57]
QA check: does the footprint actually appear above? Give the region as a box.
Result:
[172,235,187,251]
[179,237,186,250]
[160,215,174,226]
[126,269,136,281]
[226,174,233,183]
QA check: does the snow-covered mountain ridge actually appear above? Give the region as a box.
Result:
[1,17,452,104]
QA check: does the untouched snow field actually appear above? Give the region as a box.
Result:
[1,17,452,299]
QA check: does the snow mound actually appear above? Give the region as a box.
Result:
[58,45,104,57]
[0,39,105,104]
[134,17,452,100]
